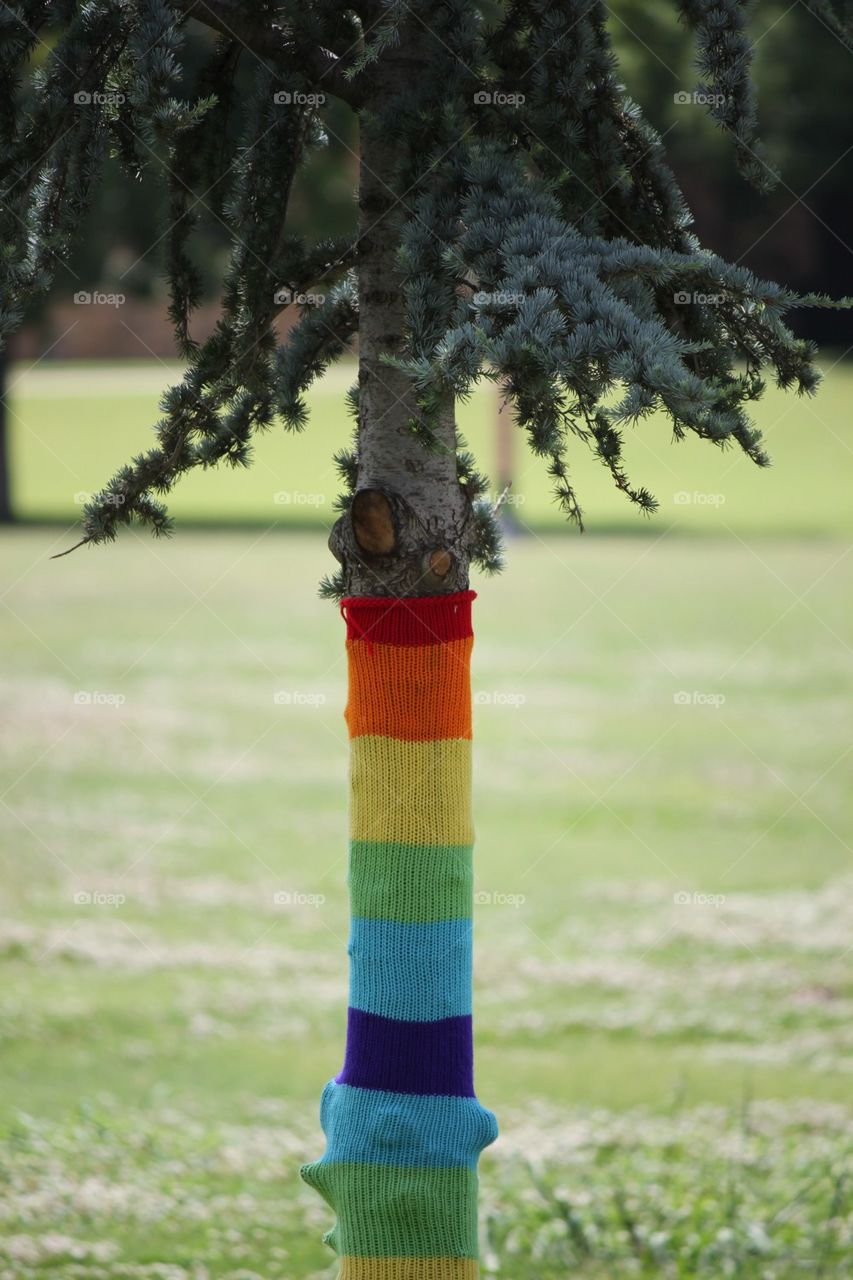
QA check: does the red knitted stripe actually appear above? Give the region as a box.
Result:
[340,590,476,647]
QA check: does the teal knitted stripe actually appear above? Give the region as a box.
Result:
[348,840,473,924]
[348,918,472,1020]
[316,1080,498,1169]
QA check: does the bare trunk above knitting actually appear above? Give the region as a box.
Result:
[328,30,474,600]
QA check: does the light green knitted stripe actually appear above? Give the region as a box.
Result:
[301,1159,478,1257]
[348,840,473,924]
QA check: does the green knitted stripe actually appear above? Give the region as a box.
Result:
[348,840,473,924]
[302,1160,478,1257]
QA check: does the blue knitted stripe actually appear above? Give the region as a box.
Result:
[316,1079,498,1169]
[348,917,472,1021]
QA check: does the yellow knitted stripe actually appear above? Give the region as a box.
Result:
[350,737,473,846]
[339,1259,478,1280]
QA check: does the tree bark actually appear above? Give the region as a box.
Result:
[328,29,474,599]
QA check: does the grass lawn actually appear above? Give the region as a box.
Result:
[6,355,853,536]
[1,516,852,1277]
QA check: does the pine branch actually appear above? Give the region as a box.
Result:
[171,0,365,105]
[0,0,846,558]
[676,0,778,190]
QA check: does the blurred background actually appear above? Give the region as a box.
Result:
[1,5,852,1278]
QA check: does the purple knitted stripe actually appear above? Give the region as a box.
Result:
[336,1007,475,1096]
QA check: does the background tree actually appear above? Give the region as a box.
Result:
[1,0,850,1274]
[0,347,10,522]
[612,0,853,347]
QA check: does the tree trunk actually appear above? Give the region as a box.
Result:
[301,22,497,1279]
[327,24,474,600]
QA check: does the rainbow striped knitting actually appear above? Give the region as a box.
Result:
[301,589,498,1279]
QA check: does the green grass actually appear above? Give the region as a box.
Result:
[1,521,852,1277]
[7,356,853,535]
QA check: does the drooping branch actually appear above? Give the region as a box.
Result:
[389,138,840,531]
[272,236,358,313]
[171,0,366,105]
[56,265,359,554]
[273,277,359,430]
[0,2,134,340]
[676,0,777,191]
[0,0,846,566]
[165,34,242,356]
[50,67,329,552]
[488,0,695,249]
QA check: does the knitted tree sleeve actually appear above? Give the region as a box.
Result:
[301,589,498,1278]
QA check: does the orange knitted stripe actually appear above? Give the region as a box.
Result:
[345,636,473,742]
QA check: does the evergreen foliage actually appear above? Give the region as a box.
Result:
[0,1,848,562]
